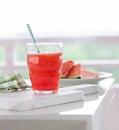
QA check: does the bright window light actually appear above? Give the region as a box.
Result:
[0,0,119,37]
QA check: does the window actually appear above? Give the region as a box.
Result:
[0,0,119,82]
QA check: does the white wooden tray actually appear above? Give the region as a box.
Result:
[0,87,84,111]
[0,83,101,111]
[0,76,113,111]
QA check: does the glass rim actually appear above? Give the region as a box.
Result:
[26,42,63,46]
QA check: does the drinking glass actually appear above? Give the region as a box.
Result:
[26,42,63,94]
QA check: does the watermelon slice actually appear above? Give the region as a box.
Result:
[61,60,99,79]
[67,63,82,78]
[81,69,99,79]
[61,60,74,78]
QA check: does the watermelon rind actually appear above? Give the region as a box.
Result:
[67,76,81,79]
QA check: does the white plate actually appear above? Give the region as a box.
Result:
[60,72,112,87]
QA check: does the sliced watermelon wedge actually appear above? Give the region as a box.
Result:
[81,69,99,79]
[61,60,74,78]
[61,60,100,79]
[67,63,82,78]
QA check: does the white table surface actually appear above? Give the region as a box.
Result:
[0,78,118,130]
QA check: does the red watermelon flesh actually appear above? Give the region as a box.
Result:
[81,69,99,78]
[61,60,74,78]
[67,63,82,78]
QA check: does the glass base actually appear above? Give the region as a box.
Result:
[33,90,57,94]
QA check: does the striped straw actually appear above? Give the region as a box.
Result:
[26,24,40,53]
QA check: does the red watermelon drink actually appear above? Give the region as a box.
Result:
[26,43,63,94]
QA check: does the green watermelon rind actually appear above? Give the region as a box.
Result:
[61,76,81,79]
[61,75,81,79]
